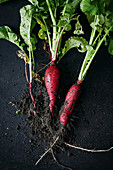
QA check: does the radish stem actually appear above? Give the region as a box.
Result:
[29,47,36,115]
[89,15,98,45]
[78,26,113,81]
[46,0,57,61]
[82,26,112,80]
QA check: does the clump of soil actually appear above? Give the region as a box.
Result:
[15,81,75,148]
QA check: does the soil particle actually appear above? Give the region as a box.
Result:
[16,125,20,130]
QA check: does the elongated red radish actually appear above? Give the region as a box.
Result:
[45,63,60,116]
[59,80,82,126]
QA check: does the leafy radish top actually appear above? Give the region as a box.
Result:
[58,0,113,82]
[0,0,113,81]
[77,0,113,81]
[28,0,83,62]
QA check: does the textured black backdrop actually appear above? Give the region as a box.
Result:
[0,0,113,170]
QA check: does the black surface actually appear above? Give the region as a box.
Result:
[0,1,113,170]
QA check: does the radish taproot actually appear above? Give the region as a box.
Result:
[45,63,60,116]
[59,80,82,126]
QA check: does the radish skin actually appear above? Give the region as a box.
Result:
[60,81,82,126]
[45,63,60,115]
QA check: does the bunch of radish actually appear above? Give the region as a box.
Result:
[1,0,113,168]
[43,0,113,128]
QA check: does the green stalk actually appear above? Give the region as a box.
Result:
[92,32,101,47]
[32,51,35,72]
[29,49,32,83]
[46,0,57,61]
[62,0,69,16]
[54,22,69,61]
[29,50,35,83]
[78,26,112,81]
[54,27,65,60]
[78,15,99,81]
[46,0,56,26]
[78,50,89,81]
[89,15,98,45]
[29,46,36,115]
[58,0,69,33]
[43,18,52,52]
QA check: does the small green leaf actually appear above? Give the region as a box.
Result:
[74,16,84,35]
[65,24,71,31]
[38,29,47,39]
[57,19,68,28]
[34,14,44,26]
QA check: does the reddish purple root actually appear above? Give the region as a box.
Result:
[30,83,36,115]
[60,81,82,126]
[45,64,60,116]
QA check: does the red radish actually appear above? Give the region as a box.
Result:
[59,80,82,126]
[45,63,60,116]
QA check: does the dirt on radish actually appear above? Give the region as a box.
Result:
[14,81,77,150]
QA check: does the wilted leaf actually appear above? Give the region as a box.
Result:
[74,16,84,35]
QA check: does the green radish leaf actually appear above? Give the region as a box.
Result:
[0,26,24,48]
[108,38,113,55]
[38,29,47,39]
[58,36,88,62]
[62,36,88,56]
[65,0,82,17]
[34,14,44,26]
[20,5,37,51]
[80,0,106,15]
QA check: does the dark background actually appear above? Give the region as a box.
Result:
[0,0,113,169]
